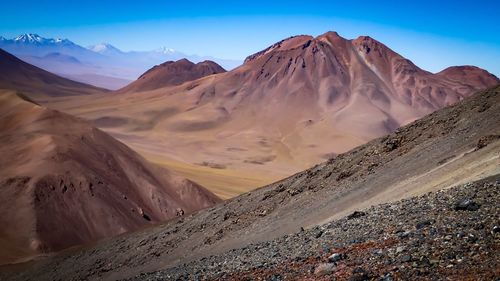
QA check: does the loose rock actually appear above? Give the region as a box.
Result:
[454,199,480,211]
[314,263,335,276]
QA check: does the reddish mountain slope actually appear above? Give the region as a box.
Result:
[117,59,226,93]
[221,32,499,127]
[0,91,221,265]
[0,48,106,97]
[437,65,499,88]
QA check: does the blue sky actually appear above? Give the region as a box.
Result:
[1,1,499,76]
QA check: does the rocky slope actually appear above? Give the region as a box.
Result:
[3,85,498,280]
[42,32,499,198]
[134,176,500,280]
[116,59,226,93]
[0,48,107,98]
[0,91,221,265]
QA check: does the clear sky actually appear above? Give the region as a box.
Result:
[1,0,499,76]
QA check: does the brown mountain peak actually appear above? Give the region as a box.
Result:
[321,31,341,37]
[352,35,390,54]
[176,58,195,65]
[438,65,499,88]
[244,35,313,64]
[117,58,226,93]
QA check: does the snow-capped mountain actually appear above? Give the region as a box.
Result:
[0,33,242,89]
[15,33,44,43]
[88,43,124,55]
[13,33,74,45]
[0,33,99,58]
[155,47,177,54]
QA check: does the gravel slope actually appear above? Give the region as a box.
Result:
[132,175,500,280]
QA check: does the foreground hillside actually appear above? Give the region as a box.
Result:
[0,91,220,265]
[42,32,499,198]
[3,85,498,280]
[137,176,500,280]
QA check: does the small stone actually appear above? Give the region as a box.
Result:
[348,267,370,281]
[419,257,431,267]
[416,219,434,229]
[288,187,303,196]
[454,199,480,211]
[347,211,366,220]
[175,208,185,217]
[314,263,335,276]
[348,238,360,244]
[380,272,394,281]
[466,234,478,243]
[396,246,405,253]
[322,245,330,253]
[492,226,500,234]
[397,231,410,238]
[384,138,401,152]
[223,212,233,221]
[314,229,324,238]
[429,227,438,236]
[269,274,283,281]
[328,253,343,262]
[139,208,151,221]
[401,255,412,262]
[474,223,485,230]
[353,267,367,274]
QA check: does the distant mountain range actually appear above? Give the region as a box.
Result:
[0,33,242,89]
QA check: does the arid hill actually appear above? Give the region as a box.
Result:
[4,84,498,281]
[0,91,221,265]
[117,59,226,93]
[0,48,107,98]
[42,32,499,198]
